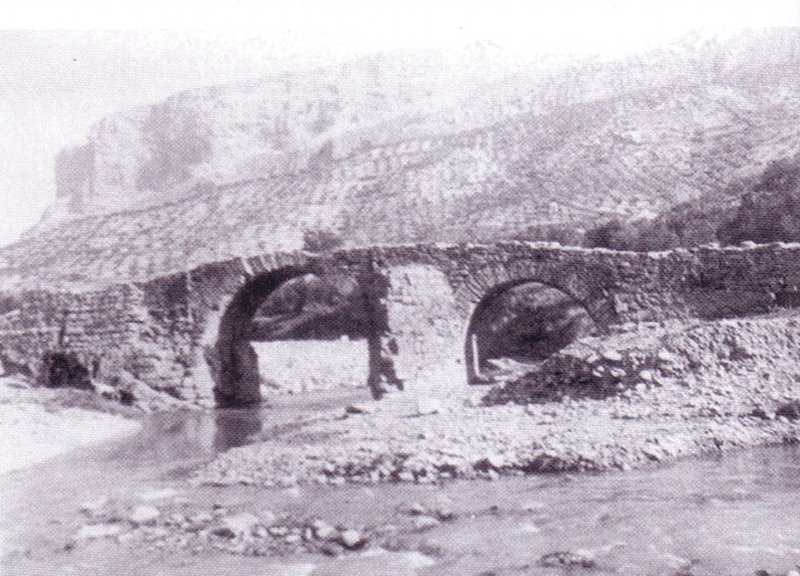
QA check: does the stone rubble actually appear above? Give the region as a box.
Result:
[193,315,800,488]
[67,481,476,561]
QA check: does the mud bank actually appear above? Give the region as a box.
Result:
[197,314,800,487]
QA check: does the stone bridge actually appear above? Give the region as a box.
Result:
[2,241,800,406]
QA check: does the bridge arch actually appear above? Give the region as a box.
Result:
[211,266,310,406]
[460,276,605,385]
[207,264,401,406]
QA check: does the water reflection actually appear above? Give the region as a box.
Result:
[98,408,267,473]
[213,408,264,451]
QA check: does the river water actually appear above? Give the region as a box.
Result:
[2,398,799,576]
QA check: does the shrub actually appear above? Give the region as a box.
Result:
[718,155,800,244]
[302,229,344,253]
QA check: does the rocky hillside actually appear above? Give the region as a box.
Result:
[4,28,800,287]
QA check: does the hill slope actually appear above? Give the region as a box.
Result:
[4,28,800,287]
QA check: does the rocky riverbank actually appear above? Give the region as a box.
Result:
[196,314,800,487]
[196,394,799,488]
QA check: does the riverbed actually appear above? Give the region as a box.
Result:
[2,398,799,576]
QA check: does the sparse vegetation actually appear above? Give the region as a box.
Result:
[580,153,800,251]
[302,229,344,253]
[718,155,800,245]
[511,223,585,246]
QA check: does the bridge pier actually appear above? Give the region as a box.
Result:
[374,264,468,399]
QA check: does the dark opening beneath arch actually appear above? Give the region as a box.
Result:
[40,351,94,390]
[465,281,596,384]
[213,268,371,407]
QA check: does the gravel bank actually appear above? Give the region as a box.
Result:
[197,314,800,487]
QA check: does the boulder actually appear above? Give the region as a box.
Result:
[339,528,366,549]
[310,519,338,541]
[601,349,623,363]
[128,505,160,525]
[219,512,261,538]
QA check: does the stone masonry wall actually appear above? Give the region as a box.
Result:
[2,242,800,406]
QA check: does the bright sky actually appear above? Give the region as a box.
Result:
[1,0,799,246]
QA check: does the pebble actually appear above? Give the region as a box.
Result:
[433,505,456,521]
[269,525,289,537]
[285,533,302,544]
[260,508,278,526]
[400,501,428,516]
[523,501,546,511]
[284,486,301,499]
[398,470,415,482]
[486,452,507,469]
[466,392,485,407]
[602,350,623,363]
[657,350,677,363]
[520,521,541,533]
[189,512,214,525]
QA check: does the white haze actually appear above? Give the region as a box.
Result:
[0,0,799,246]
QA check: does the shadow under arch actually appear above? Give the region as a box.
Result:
[212,266,311,407]
[463,278,599,385]
[211,266,397,406]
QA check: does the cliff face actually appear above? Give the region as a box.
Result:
[6,29,800,287]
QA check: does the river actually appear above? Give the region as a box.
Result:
[2,398,799,576]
